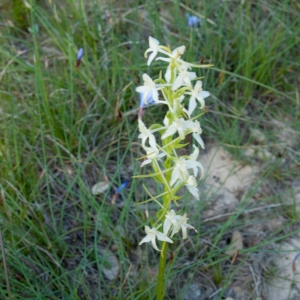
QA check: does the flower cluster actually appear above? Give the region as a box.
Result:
[136,37,211,251]
[139,210,197,251]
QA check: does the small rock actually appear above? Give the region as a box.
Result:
[99,247,120,281]
[250,128,266,143]
[91,181,110,195]
[183,283,201,300]
[244,148,255,158]
[267,236,300,299]
[256,149,275,161]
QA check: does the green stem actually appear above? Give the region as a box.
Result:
[155,92,175,299]
[156,242,168,300]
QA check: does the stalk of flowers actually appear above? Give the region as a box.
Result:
[134,36,211,299]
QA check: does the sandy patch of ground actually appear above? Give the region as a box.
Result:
[194,144,300,300]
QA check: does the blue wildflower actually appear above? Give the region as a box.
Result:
[186,14,202,27]
[116,180,130,194]
[139,90,156,108]
[77,48,84,60]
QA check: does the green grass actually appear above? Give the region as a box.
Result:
[0,0,300,299]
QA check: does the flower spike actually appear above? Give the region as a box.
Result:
[136,37,211,256]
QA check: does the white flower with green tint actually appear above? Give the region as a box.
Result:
[157,45,186,83]
[136,73,160,104]
[156,45,186,65]
[172,63,196,91]
[144,36,160,66]
[140,146,166,167]
[163,210,197,239]
[184,120,205,149]
[139,225,173,251]
[144,36,171,66]
[185,175,200,199]
[186,80,210,115]
[138,119,158,153]
[170,149,203,186]
[176,213,197,239]
[163,210,181,237]
[161,118,188,140]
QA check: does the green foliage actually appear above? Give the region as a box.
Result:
[10,0,30,30]
[0,0,299,298]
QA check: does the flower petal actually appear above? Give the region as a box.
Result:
[188,96,197,115]
[193,132,205,149]
[147,51,157,66]
[171,226,180,238]
[181,225,188,239]
[186,185,200,199]
[178,126,185,140]
[139,235,152,245]
[189,145,199,161]
[170,166,180,186]
[141,158,152,167]
[163,218,172,236]
[172,76,184,91]
[161,124,177,140]
[199,91,210,99]
[156,231,173,243]
[148,135,158,153]
[150,236,160,251]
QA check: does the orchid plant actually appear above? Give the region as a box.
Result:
[134,36,211,299]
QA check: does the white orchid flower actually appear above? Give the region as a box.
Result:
[141,146,166,167]
[176,213,197,239]
[144,37,171,66]
[156,45,186,63]
[138,119,158,153]
[161,118,205,145]
[136,73,170,108]
[139,225,173,251]
[136,73,160,104]
[171,45,186,58]
[170,157,189,185]
[156,46,186,83]
[190,121,205,149]
[185,175,200,199]
[186,81,210,115]
[185,145,204,178]
[183,120,205,149]
[144,37,160,66]
[161,118,190,140]
[163,210,197,239]
[163,210,181,237]
[172,63,197,91]
[170,149,204,186]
